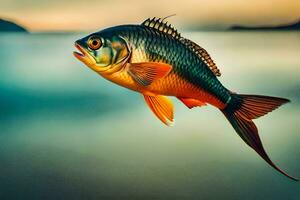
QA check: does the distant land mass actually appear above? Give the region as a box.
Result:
[230,20,300,31]
[0,19,28,32]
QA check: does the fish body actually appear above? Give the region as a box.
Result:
[89,25,228,108]
[74,17,298,181]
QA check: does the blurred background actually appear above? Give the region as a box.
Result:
[0,0,300,199]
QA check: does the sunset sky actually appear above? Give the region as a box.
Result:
[1,0,299,31]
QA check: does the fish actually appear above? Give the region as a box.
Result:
[73,17,298,181]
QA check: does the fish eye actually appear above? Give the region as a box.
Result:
[87,36,102,50]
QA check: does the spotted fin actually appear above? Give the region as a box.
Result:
[180,38,221,77]
[127,62,172,86]
[178,97,207,109]
[143,94,174,126]
[141,17,181,39]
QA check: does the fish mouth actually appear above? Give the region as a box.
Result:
[73,43,87,62]
[73,43,97,68]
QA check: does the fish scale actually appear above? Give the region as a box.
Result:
[117,25,230,106]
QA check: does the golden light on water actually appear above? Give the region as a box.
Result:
[1,0,300,31]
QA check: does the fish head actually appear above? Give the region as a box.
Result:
[74,32,130,74]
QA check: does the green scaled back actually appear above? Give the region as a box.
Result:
[141,17,221,77]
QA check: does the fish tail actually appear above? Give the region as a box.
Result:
[221,93,298,181]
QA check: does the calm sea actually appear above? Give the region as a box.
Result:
[0,31,299,199]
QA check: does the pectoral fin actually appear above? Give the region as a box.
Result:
[143,94,174,126]
[128,62,172,86]
[178,97,207,109]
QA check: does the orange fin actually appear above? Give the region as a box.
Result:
[128,62,172,86]
[143,94,174,126]
[178,97,207,109]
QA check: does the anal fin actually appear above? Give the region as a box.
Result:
[143,94,174,126]
[178,97,207,109]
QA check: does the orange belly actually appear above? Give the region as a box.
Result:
[100,70,226,109]
[147,72,226,109]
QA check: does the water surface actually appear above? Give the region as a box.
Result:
[0,31,299,199]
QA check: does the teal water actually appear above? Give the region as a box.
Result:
[0,31,299,199]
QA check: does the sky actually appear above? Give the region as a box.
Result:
[0,0,299,31]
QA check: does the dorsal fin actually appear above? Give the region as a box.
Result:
[180,38,221,76]
[141,17,221,77]
[141,17,181,39]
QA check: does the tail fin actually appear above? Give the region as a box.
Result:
[221,93,298,181]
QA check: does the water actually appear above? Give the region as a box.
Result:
[0,31,299,199]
